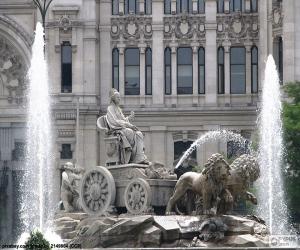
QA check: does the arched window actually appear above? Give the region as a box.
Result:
[198,0,205,13]
[177,0,193,13]
[230,47,246,94]
[165,47,172,95]
[177,47,193,94]
[218,47,224,94]
[124,0,137,14]
[112,0,119,15]
[112,48,119,90]
[217,0,224,13]
[145,0,152,14]
[145,48,152,95]
[198,47,205,94]
[125,48,140,95]
[164,0,171,14]
[251,0,257,12]
[251,46,258,93]
[61,41,72,93]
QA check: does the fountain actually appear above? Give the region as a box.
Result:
[18,22,61,244]
[256,55,289,235]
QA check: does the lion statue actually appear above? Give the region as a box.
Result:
[166,153,232,215]
[217,154,260,214]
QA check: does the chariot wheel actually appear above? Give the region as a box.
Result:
[80,166,116,216]
[124,178,152,215]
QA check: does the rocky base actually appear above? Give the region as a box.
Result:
[53,213,269,248]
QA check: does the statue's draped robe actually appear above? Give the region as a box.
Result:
[106,103,147,164]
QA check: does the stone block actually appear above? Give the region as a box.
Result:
[153,216,180,241]
[224,234,268,247]
[139,225,162,247]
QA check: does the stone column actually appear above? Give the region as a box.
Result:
[192,44,199,105]
[152,1,164,105]
[118,46,125,102]
[245,44,252,94]
[171,44,178,106]
[205,0,217,106]
[139,46,146,105]
[224,44,231,104]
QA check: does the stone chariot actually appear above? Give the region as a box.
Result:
[79,115,176,216]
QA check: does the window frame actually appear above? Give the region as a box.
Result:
[197,0,205,13]
[177,47,193,95]
[164,0,172,14]
[145,47,152,95]
[112,48,119,91]
[144,0,152,14]
[112,0,119,15]
[125,48,140,95]
[230,46,246,94]
[61,41,72,93]
[217,0,224,13]
[176,0,193,14]
[164,47,172,95]
[124,0,138,14]
[251,46,258,93]
[198,47,205,94]
[218,47,225,94]
[250,0,257,12]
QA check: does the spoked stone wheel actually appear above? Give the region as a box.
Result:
[80,166,116,216]
[124,178,152,215]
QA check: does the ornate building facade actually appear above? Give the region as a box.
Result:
[0,0,298,241]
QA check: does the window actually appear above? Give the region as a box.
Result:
[61,144,72,159]
[217,0,224,13]
[251,46,258,93]
[112,48,119,91]
[145,48,152,95]
[164,0,171,14]
[198,47,205,94]
[218,47,225,94]
[174,141,197,175]
[125,48,140,95]
[198,0,205,13]
[61,41,72,93]
[230,47,246,94]
[230,0,243,12]
[145,0,152,14]
[177,47,193,94]
[251,0,257,12]
[165,47,172,95]
[176,0,193,13]
[112,0,119,15]
[12,142,25,161]
[273,36,283,84]
[124,0,137,14]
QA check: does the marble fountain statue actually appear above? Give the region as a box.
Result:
[53,89,269,248]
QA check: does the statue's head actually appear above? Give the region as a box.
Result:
[109,88,121,105]
[64,162,74,171]
[202,153,231,182]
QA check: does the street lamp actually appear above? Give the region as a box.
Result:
[33,0,54,31]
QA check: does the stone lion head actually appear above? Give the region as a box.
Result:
[230,154,260,184]
[202,153,231,182]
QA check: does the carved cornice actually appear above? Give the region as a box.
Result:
[163,14,206,44]
[46,15,84,31]
[0,15,33,48]
[216,13,259,45]
[110,15,152,45]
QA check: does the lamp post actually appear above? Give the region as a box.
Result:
[33,0,54,32]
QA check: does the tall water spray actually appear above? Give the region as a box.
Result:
[256,55,289,234]
[20,22,53,234]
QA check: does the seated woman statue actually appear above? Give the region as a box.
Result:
[106,88,149,164]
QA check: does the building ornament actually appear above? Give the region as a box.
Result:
[47,15,83,31]
[164,14,206,43]
[272,2,283,37]
[216,13,259,45]
[110,15,152,44]
[0,37,27,104]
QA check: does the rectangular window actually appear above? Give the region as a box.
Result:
[165,48,172,95]
[145,48,152,95]
[112,0,119,15]
[125,48,140,95]
[230,47,246,94]
[164,0,171,14]
[251,46,258,93]
[198,0,205,13]
[218,47,225,94]
[12,142,25,161]
[145,0,152,14]
[177,0,192,13]
[198,47,205,94]
[124,0,137,14]
[61,144,73,159]
[177,47,193,94]
[112,48,119,91]
[217,0,224,13]
[251,0,257,12]
[61,41,72,93]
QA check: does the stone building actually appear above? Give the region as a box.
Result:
[0,0,298,241]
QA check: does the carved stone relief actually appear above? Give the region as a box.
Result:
[164,14,206,43]
[110,15,152,44]
[0,37,27,104]
[272,2,283,37]
[216,13,259,45]
[47,15,83,32]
